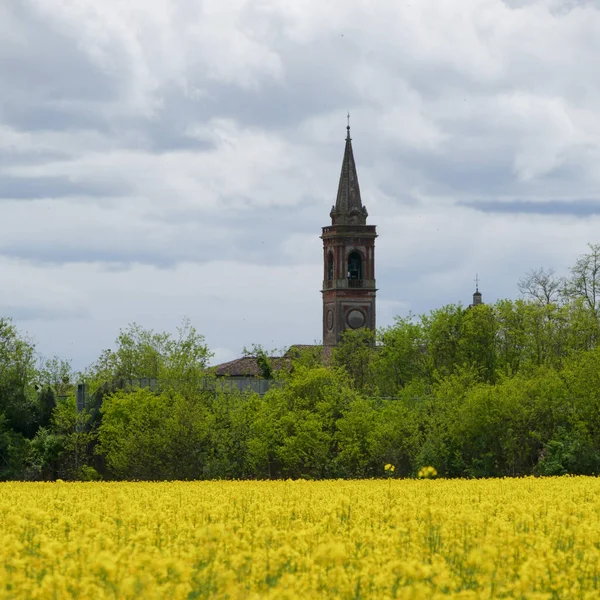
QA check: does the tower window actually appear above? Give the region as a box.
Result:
[327,252,334,280]
[348,251,362,280]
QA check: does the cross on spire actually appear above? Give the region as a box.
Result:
[471,275,483,306]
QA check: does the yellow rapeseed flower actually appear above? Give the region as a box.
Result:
[0,477,599,598]
[418,465,438,479]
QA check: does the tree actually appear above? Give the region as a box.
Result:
[163,319,214,392]
[247,365,357,479]
[421,304,465,382]
[286,345,324,369]
[85,319,212,395]
[242,344,275,379]
[334,398,378,477]
[97,381,253,480]
[372,315,427,396]
[49,395,101,480]
[518,268,565,306]
[26,427,64,481]
[458,303,498,383]
[38,356,75,397]
[332,328,376,393]
[369,399,421,477]
[0,318,38,438]
[201,390,259,479]
[97,388,175,479]
[37,386,56,430]
[495,299,527,376]
[568,243,600,319]
[0,414,26,480]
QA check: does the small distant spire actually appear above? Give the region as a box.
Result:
[472,275,482,306]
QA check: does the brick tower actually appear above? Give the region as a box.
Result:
[321,121,377,346]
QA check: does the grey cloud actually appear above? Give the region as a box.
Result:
[0,240,224,269]
[0,304,89,322]
[0,214,300,268]
[139,52,360,147]
[5,101,112,134]
[387,152,517,198]
[1,4,119,132]
[0,244,179,268]
[460,199,600,217]
[198,80,350,131]
[0,150,66,169]
[0,176,127,200]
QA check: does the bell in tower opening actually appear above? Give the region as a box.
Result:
[321,119,377,346]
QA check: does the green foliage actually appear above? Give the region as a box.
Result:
[287,345,324,369]
[334,398,378,477]
[372,315,426,396]
[242,344,274,379]
[38,356,75,397]
[0,318,38,437]
[27,427,65,480]
[8,244,600,480]
[85,319,213,396]
[78,465,102,481]
[97,388,175,479]
[332,328,376,393]
[0,414,27,480]
[536,426,600,476]
[246,366,357,479]
[458,303,497,382]
[97,386,256,480]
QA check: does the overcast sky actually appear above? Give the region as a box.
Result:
[1,0,600,370]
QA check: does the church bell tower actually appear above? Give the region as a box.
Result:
[321,121,377,346]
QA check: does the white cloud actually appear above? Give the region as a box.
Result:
[27,0,283,116]
[2,119,308,214]
[2,0,600,369]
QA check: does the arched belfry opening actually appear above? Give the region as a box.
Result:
[327,252,334,281]
[321,119,377,346]
[348,251,362,280]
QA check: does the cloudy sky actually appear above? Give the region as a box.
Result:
[1,0,600,369]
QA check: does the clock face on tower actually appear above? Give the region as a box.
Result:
[347,309,365,329]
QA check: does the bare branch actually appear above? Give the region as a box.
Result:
[568,243,600,317]
[518,268,565,305]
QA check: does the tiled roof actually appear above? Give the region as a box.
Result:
[212,356,289,378]
[212,345,330,377]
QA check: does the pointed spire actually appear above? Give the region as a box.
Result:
[330,116,368,225]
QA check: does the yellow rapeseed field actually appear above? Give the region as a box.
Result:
[1,477,600,599]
